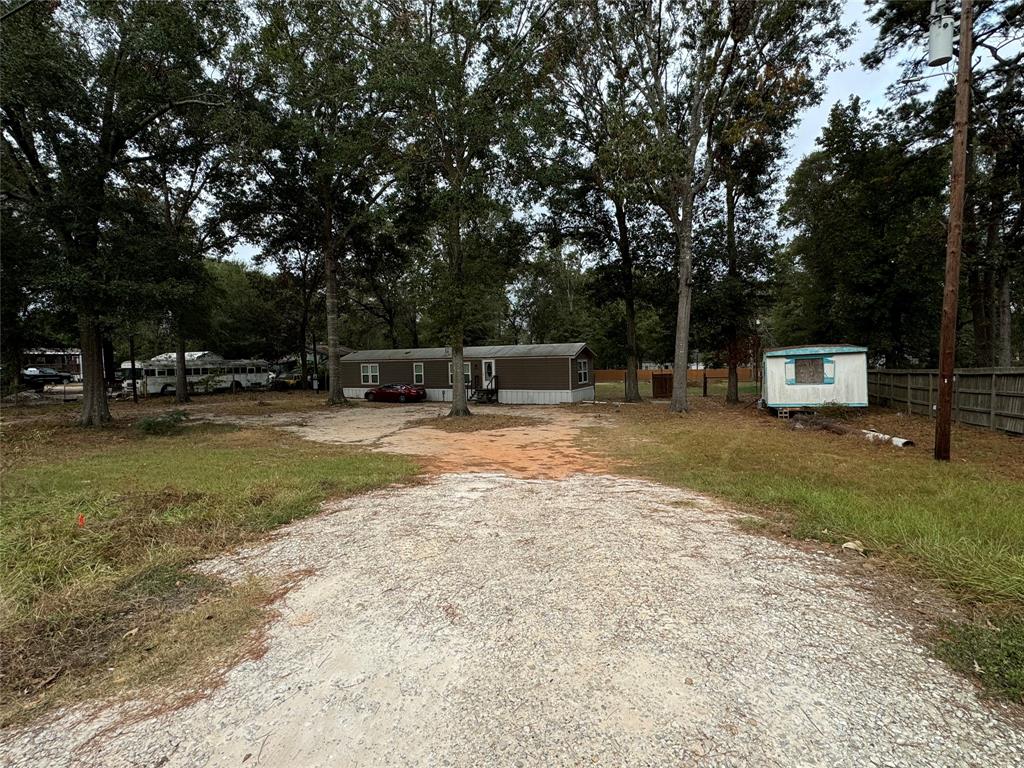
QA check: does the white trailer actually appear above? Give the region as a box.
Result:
[762,344,868,412]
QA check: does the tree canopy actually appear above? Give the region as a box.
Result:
[2,0,1020,421]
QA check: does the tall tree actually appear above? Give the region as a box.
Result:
[391,0,557,416]
[620,0,848,411]
[864,0,1023,366]
[1,0,239,424]
[777,99,948,364]
[241,0,399,404]
[545,4,650,401]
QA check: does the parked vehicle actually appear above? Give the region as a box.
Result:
[139,360,271,395]
[20,367,73,389]
[270,371,304,390]
[363,383,427,403]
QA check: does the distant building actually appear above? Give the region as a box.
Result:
[24,348,82,377]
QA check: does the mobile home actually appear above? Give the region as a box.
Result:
[340,343,596,404]
[762,344,868,411]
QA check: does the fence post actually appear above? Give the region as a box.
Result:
[990,372,997,429]
[928,372,934,418]
[906,373,912,413]
[702,371,707,397]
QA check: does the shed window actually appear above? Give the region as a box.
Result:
[576,358,589,384]
[448,362,471,386]
[794,357,824,384]
[361,363,379,385]
[413,362,424,385]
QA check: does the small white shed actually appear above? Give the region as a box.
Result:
[762,344,868,410]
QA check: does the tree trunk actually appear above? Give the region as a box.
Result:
[968,266,995,366]
[78,313,111,426]
[447,215,471,417]
[613,198,641,403]
[324,252,345,404]
[669,189,696,413]
[298,311,309,389]
[175,333,190,404]
[725,182,739,405]
[102,335,116,391]
[997,267,1012,366]
[449,336,471,417]
[322,202,347,406]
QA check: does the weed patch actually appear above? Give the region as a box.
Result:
[135,410,188,435]
[0,422,416,724]
[936,619,1024,703]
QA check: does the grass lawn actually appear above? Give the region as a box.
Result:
[595,379,759,401]
[590,398,1024,702]
[0,411,416,725]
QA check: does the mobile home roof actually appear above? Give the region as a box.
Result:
[764,344,867,358]
[344,343,590,361]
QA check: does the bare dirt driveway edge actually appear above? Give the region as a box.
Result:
[3,405,1023,767]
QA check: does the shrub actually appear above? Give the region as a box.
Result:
[135,410,188,435]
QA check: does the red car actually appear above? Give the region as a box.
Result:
[363,383,427,403]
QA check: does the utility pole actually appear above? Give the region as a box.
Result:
[933,0,972,461]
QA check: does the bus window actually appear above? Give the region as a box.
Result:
[247,367,255,374]
[145,369,155,376]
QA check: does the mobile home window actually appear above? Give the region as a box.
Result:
[794,357,824,384]
[448,362,471,385]
[576,358,589,384]
[361,363,379,385]
[413,362,424,385]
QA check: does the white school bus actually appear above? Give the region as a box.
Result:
[130,352,271,396]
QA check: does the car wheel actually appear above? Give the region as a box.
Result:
[160,384,171,395]
[231,381,242,393]
[399,394,407,403]
[365,392,374,401]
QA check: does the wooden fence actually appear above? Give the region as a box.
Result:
[595,367,753,385]
[868,368,1024,435]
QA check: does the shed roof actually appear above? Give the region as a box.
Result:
[344,343,590,361]
[764,344,867,358]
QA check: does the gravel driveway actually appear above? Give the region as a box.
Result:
[5,469,1022,767]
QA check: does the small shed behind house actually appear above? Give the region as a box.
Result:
[762,344,868,411]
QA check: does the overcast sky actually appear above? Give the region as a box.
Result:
[231,0,921,267]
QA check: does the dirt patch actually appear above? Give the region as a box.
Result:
[272,404,613,479]
[407,414,542,433]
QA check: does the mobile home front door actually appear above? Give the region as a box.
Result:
[482,359,496,388]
